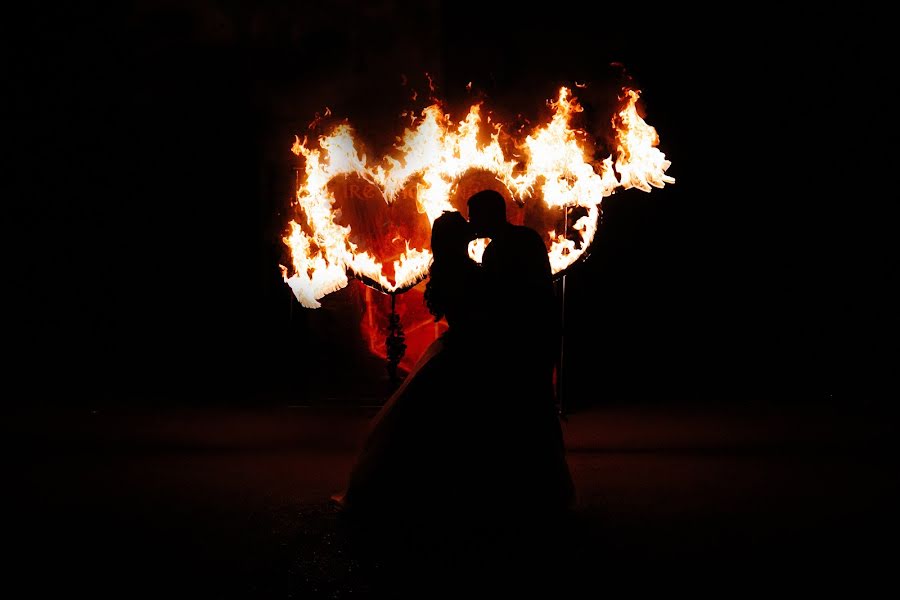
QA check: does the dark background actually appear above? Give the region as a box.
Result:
[4,2,890,410]
[4,4,897,598]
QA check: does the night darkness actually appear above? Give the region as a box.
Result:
[5,2,885,404]
[5,2,896,597]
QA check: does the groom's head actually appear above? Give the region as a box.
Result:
[467,190,507,238]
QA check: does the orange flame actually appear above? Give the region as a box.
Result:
[282,85,673,308]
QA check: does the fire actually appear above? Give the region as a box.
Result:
[467,238,490,264]
[283,85,673,308]
[613,89,676,193]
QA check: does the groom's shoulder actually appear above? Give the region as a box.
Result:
[510,224,546,249]
[509,223,540,239]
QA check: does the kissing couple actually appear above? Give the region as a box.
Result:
[335,189,575,525]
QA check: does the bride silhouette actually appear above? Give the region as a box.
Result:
[337,197,574,524]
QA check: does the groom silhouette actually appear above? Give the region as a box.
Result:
[467,190,557,376]
[467,189,572,511]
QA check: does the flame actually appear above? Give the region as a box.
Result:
[614,89,676,192]
[467,238,491,264]
[283,85,673,308]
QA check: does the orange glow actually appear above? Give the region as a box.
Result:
[359,281,447,373]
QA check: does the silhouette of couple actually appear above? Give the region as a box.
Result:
[337,190,574,524]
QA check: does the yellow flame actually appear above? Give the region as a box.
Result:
[284,86,673,308]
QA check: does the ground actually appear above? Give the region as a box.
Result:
[8,400,896,597]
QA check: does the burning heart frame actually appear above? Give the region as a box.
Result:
[282,87,673,308]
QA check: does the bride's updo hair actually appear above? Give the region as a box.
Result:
[424,211,473,321]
